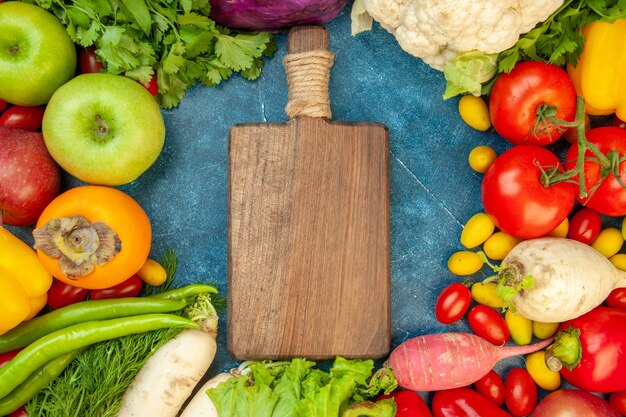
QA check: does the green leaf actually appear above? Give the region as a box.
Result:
[157,69,189,109]
[442,51,498,99]
[240,58,262,80]
[76,20,103,47]
[124,65,154,83]
[215,32,272,71]
[180,26,215,58]
[178,12,214,29]
[162,42,186,74]
[66,6,92,28]
[119,0,152,35]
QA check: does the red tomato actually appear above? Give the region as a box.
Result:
[566,208,602,245]
[482,145,575,239]
[78,47,105,74]
[467,305,509,345]
[489,62,576,146]
[435,283,471,324]
[432,388,513,417]
[378,390,433,417]
[0,105,45,131]
[565,127,626,216]
[8,406,28,417]
[475,370,505,406]
[505,368,537,417]
[612,117,626,130]
[136,75,158,97]
[0,349,20,368]
[609,390,626,416]
[0,100,8,113]
[607,288,626,310]
[556,306,626,392]
[47,280,90,310]
[532,390,619,417]
[89,274,143,300]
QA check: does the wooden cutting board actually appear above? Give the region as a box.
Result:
[227,26,390,360]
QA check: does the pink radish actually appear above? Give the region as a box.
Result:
[389,332,553,391]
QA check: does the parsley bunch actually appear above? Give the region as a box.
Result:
[28,0,276,108]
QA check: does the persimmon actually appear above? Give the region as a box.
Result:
[34,186,151,289]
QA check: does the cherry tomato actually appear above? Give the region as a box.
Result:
[378,390,433,417]
[90,274,143,300]
[136,75,158,96]
[0,100,8,113]
[567,208,602,245]
[489,61,576,146]
[468,305,509,345]
[0,349,21,368]
[8,406,28,417]
[609,390,626,416]
[565,127,626,216]
[475,370,505,406]
[435,283,471,324]
[78,47,105,74]
[613,116,626,130]
[47,280,90,310]
[482,145,575,239]
[0,105,45,131]
[607,288,626,309]
[432,388,513,417]
[504,368,537,417]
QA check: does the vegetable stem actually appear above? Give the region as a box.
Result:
[545,326,583,372]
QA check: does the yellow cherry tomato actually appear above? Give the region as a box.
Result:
[505,310,533,345]
[447,251,484,276]
[137,258,168,286]
[591,227,623,258]
[532,321,560,340]
[459,95,491,131]
[470,281,504,309]
[483,231,523,261]
[468,146,497,174]
[547,217,569,238]
[622,216,626,241]
[610,253,626,271]
[461,213,495,249]
[526,351,561,391]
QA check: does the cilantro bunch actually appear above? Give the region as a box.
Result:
[28,0,276,108]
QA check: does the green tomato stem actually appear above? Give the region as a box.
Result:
[545,326,583,372]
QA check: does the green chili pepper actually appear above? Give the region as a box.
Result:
[0,348,84,415]
[0,298,186,354]
[0,314,198,399]
[152,284,218,301]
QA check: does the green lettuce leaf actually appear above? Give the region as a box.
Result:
[442,51,498,99]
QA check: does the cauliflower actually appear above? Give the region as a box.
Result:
[352,0,564,70]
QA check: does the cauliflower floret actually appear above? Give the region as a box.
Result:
[357,0,563,70]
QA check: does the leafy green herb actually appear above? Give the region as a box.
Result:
[444,0,626,97]
[26,0,276,109]
[208,357,397,417]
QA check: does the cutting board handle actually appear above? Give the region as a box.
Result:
[284,26,334,120]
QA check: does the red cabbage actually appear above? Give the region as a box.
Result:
[209,0,349,31]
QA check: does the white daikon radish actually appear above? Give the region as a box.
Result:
[179,372,233,417]
[117,294,219,417]
[498,237,626,322]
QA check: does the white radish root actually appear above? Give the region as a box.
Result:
[179,372,233,417]
[500,237,626,322]
[116,329,217,417]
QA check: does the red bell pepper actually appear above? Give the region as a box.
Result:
[546,306,626,392]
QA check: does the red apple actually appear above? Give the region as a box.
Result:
[0,126,61,225]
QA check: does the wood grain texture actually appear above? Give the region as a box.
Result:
[227,26,390,360]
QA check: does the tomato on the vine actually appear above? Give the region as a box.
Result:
[567,208,602,245]
[378,390,433,417]
[475,369,505,406]
[565,126,626,216]
[489,61,577,146]
[78,47,105,74]
[47,279,89,310]
[435,283,471,324]
[0,105,45,131]
[468,305,509,345]
[504,368,538,417]
[90,274,143,300]
[482,145,575,239]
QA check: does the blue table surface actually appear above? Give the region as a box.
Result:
[10,6,571,395]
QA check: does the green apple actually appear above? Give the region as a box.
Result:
[42,73,166,185]
[0,2,76,106]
